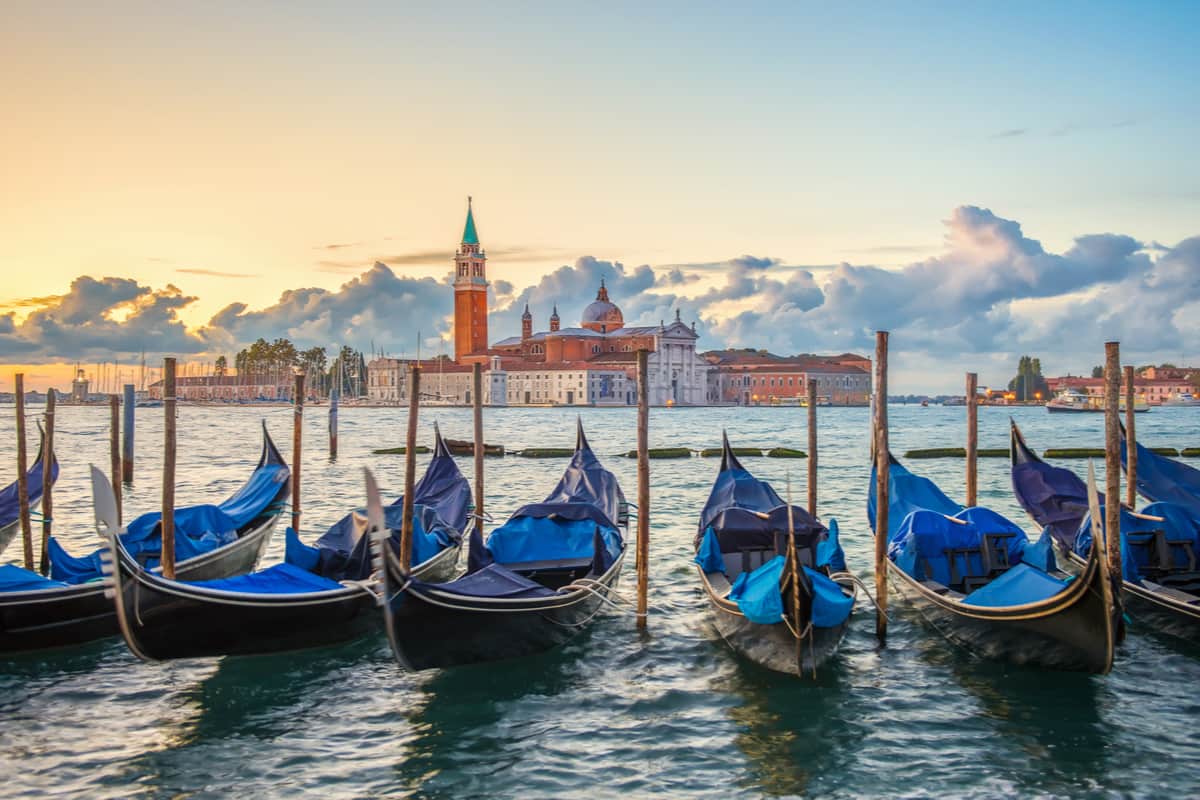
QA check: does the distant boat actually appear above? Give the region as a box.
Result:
[920,400,929,408]
[135,399,163,408]
[1162,392,1200,407]
[943,397,966,407]
[1046,389,1148,413]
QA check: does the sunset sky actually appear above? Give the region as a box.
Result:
[2,2,1198,392]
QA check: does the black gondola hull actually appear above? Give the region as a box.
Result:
[1056,547,1200,645]
[111,540,460,660]
[383,552,625,671]
[699,568,851,676]
[887,552,1117,673]
[0,514,279,654]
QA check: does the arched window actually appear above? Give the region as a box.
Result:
[592,345,601,354]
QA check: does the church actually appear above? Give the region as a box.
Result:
[367,199,710,406]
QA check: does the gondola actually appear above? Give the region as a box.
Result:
[100,428,470,660]
[0,425,58,555]
[1120,423,1200,516]
[373,420,628,671]
[0,422,289,654]
[868,450,1118,672]
[1013,420,1200,644]
[693,434,855,677]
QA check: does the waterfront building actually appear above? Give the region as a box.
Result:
[147,375,299,402]
[1046,375,1196,406]
[704,349,871,405]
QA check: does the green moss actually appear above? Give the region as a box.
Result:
[766,447,807,458]
[1043,448,1105,458]
[624,448,693,459]
[1149,447,1180,456]
[372,445,431,455]
[903,448,1010,458]
[517,448,575,458]
[700,447,763,457]
[1182,448,1200,457]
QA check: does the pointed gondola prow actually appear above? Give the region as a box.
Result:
[1009,418,1040,467]
[719,430,746,473]
[1086,460,1119,669]
[365,466,411,669]
[432,421,453,460]
[258,419,287,469]
[90,465,151,662]
[575,416,591,453]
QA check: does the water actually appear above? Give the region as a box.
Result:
[2,403,1200,798]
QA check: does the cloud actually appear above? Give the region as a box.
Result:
[991,128,1028,139]
[7,206,1196,393]
[202,262,452,356]
[0,276,210,360]
[176,268,259,278]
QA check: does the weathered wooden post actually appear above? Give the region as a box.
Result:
[328,388,338,460]
[14,374,33,570]
[39,389,55,575]
[873,332,890,643]
[161,358,177,579]
[807,380,818,516]
[966,372,978,507]
[122,383,135,483]
[472,363,484,552]
[1124,365,1137,508]
[109,394,122,524]
[636,349,650,630]
[1104,343,1122,578]
[292,370,305,533]
[399,364,421,572]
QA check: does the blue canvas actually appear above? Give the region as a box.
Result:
[963,562,1069,607]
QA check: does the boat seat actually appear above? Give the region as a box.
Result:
[944,547,988,592]
[1140,580,1200,604]
[723,548,777,582]
[920,579,964,600]
[1128,530,1197,579]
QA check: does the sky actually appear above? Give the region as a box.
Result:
[1,1,1198,393]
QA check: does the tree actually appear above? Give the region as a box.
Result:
[1008,355,1050,401]
[1091,366,1104,378]
[214,355,228,376]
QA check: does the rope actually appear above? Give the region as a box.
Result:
[829,570,888,622]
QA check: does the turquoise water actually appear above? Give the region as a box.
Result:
[2,403,1200,798]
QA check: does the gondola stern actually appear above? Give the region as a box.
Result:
[259,420,287,470]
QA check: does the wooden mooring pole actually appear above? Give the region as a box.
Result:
[1124,365,1137,508]
[39,389,55,575]
[807,380,818,517]
[292,370,305,533]
[328,389,339,460]
[636,349,650,630]
[161,358,177,579]
[399,365,421,572]
[110,394,122,524]
[1104,343,1122,578]
[14,374,33,570]
[966,372,978,507]
[873,332,890,643]
[472,363,484,552]
[122,384,134,483]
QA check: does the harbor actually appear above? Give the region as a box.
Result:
[2,389,1200,796]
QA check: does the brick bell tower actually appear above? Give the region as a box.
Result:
[453,197,489,361]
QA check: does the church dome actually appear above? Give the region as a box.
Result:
[581,280,624,332]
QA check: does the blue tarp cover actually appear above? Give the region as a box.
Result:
[727,556,853,628]
[962,562,1069,607]
[300,504,459,581]
[0,563,68,593]
[818,518,847,571]
[391,437,472,535]
[486,511,622,566]
[698,443,833,559]
[415,562,555,599]
[0,444,57,529]
[1011,442,1100,550]
[188,562,343,594]
[694,527,726,573]
[519,433,625,529]
[49,457,287,585]
[1123,436,1200,516]
[868,456,962,538]
[1075,502,1200,583]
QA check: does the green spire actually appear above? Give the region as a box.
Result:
[462,196,479,245]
